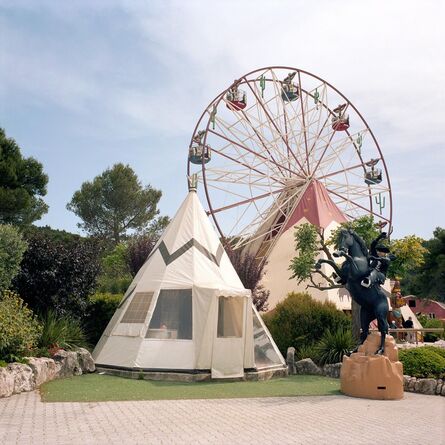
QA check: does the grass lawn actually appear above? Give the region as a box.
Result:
[40,374,340,403]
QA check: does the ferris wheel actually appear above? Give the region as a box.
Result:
[187,66,392,260]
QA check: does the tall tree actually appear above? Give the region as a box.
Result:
[0,128,48,225]
[403,227,444,302]
[67,163,163,244]
[0,225,28,291]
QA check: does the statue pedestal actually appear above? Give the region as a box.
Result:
[341,331,403,400]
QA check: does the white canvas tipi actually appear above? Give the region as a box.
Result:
[93,185,285,379]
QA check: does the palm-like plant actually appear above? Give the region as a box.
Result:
[316,328,356,365]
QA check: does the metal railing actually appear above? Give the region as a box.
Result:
[371,328,444,345]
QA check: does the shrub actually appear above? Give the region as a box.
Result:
[399,347,445,379]
[0,225,27,292]
[417,314,444,342]
[127,235,157,276]
[315,328,356,365]
[38,310,88,352]
[422,346,445,359]
[97,276,132,294]
[12,231,101,317]
[263,292,351,355]
[0,290,42,362]
[84,293,122,345]
[295,344,319,363]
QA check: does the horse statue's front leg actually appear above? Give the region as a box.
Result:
[315,259,346,284]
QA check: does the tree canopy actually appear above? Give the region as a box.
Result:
[0,225,28,292]
[403,227,445,302]
[67,163,163,244]
[0,128,48,225]
[12,231,102,317]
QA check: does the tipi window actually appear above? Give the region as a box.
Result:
[120,292,154,324]
[217,296,243,338]
[146,289,192,340]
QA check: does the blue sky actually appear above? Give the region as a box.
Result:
[1,0,444,240]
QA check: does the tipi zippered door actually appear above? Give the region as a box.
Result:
[211,296,246,378]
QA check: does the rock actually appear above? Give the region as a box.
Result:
[286,347,295,375]
[0,367,14,398]
[407,377,417,392]
[357,332,399,362]
[341,332,403,400]
[53,350,82,377]
[433,339,445,349]
[403,375,410,390]
[323,363,342,379]
[415,378,437,395]
[435,380,443,395]
[295,358,322,375]
[27,357,58,386]
[441,384,445,396]
[8,363,35,394]
[77,348,95,373]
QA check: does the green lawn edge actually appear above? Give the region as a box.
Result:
[40,373,341,403]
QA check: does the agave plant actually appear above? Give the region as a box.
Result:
[315,328,356,365]
[38,311,88,351]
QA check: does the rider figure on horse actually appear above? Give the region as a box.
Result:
[361,232,395,288]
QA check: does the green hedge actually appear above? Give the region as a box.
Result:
[84,293,122,345]
[263,292,351,355]
[399,347,445,379]
[0,290,42,362]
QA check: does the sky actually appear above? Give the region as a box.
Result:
[0,0,444,240]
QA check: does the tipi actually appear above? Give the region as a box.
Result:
[256,180,351,310]
[93,179,285,379]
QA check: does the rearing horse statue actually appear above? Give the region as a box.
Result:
[315,228,389,355]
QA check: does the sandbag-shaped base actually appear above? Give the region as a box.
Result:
[341,332,403,400]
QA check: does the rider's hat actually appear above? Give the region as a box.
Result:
[375,245,390,253]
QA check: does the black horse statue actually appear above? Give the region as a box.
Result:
[315,228,389,355]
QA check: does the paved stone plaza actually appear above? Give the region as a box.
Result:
[0,391,443,444]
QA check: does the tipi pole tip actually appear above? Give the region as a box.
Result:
[187,174,198,192]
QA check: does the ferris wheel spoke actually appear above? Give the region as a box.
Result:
[209,187,284,215]
[304,115,330,174]
[212,108,290,175]
[314,129,362,179]
[310,129,337,178]
[211,119,284,178]
[297,71,310,175]
[243,77,307,175]
[317,162,367,180]
[269,70,307,168]
[210,147,286,185]
[208,129,301,178]
[237,109,291,177]
[326,188,391,222]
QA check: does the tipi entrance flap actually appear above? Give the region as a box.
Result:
[252,306,286,369]
[211,295,246,378]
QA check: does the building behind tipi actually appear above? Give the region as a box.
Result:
[93,181,285,380]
